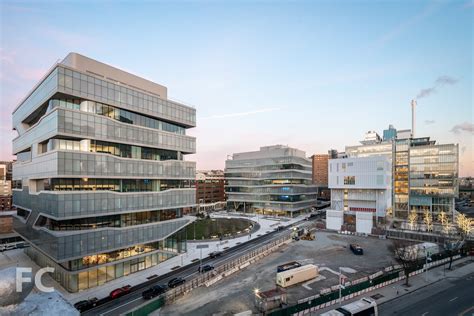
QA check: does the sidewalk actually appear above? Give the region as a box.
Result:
[0,212,305,305]
[316,256,474,314]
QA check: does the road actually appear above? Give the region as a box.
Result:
[379,272,474,316]
[83,217,317,315]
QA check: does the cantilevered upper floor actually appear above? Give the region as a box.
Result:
[12,52,196,139]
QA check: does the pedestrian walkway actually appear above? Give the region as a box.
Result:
[316,256,474,314]
[0,212,305,305]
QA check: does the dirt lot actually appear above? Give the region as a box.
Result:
[159,231,395,316]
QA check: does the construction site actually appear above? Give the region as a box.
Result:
[158,230,394,316]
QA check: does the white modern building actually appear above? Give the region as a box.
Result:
[12,53,197,292]
[330,123,458,231]
[328,156,392,234]
[225,145,318,217]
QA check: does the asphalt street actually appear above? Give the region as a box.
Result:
[82,217,315,315]
[379,271,474,316]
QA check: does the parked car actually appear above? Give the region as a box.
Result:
[209,251,223,258]
[168,277,185,288]
[142,285,166,299]
[276,225,285,231]
[109,285,132,299]
[201,264,214,272]
[350,244,364,255]
[73,297,98,312]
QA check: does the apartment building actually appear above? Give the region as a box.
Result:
[225,145,318,217]
[196,170,226,211]
[311,154,330,200]
[12,53,196,292]
[0,162,13,211]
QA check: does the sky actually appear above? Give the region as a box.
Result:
[0,0,472,176]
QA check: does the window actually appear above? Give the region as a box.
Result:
[344,176,355,185]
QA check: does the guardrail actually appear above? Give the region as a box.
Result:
[126,233,292,316]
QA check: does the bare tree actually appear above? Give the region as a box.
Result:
[444,239,464,270]
[391,239,420,286]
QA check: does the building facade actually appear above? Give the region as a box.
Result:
[328,156,392,233]
[196,170,226,211]
[12,53,196,292]
[0,162,13,211]
[311,154,330,200]
[225,145,318,217]
[340,125,458,226]
[394,138,458,221]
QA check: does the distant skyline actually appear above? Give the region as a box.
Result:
[1,0,472,176]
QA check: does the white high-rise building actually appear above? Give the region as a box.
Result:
[328,156,392,233]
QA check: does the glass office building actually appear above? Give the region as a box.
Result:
[345,129,458,224]
[407,142,458,220]
[12,53,196,292]
[225,145,318,217]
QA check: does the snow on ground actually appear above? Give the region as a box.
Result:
[0,290,79,316]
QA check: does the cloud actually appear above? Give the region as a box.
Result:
[450,122,474,134]
[200,107,280,120]
[416,75,459,99]
[424,120,435,125]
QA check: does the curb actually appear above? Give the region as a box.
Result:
[379,259,473,306]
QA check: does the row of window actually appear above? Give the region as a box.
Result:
[44,178,194,192]
[51,98,186,134]
[65,229,186,272]
[46,138,179,161]
[36,208,182,231]
[226,179,312,186]
[59,109,195,153]
[58,66,195,124]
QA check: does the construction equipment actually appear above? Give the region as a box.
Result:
[300,231,315,240]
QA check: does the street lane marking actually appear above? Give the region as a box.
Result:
[458,305,474,316]
[421,312,429,316]
[449,297,458,302]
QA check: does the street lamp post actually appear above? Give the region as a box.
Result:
[339,267,342,305]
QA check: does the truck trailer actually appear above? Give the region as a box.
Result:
[276,264,318,287]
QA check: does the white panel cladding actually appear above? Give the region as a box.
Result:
[13,151,195,180]
[326,210,343,230]
[328,156,391,190]
[356,211,373,234]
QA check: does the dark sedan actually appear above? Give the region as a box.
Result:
[142,284,166,299]
[168,277,185,288]
[73,297,98,312]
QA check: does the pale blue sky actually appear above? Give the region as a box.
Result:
[1,0,472,175]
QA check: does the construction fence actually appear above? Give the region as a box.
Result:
[268,254,463,316]
[126,233,292,316]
